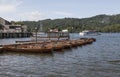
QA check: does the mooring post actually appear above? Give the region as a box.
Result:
[35,27,38,43]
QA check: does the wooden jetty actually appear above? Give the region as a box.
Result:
[0,32,32,39]
[0,38,96,53]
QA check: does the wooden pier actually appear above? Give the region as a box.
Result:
[0,32,32,39]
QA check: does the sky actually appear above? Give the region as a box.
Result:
[0,0,120,21]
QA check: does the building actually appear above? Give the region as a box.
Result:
[48,28,59,32]
[0,17,27,33]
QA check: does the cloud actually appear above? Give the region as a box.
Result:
[19,11,45,21]
[0,0,22,13]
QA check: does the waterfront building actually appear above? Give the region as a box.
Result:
[0,17,27,33]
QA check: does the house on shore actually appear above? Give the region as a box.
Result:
[0,17,27,33]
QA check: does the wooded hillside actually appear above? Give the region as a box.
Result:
[13,14,120,32]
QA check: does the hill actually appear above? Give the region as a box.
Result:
[14,14,120,32]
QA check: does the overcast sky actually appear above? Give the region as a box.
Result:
[0,0,120,21]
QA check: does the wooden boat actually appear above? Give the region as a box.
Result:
[79,38,95,45]
[0,47,3,52]
[2,44,53,53]
[69,41,78,47]
[59,41,71,49]
[3,48,53,53]
[86,40,93,44]
[1,38,96,53]
[16,40,31,43]
[53,43,63,51]
[77,41,85,46]
[89,38,96,42]
[83,38,94,44]
[63,43,71,49]
[80,38,96,42]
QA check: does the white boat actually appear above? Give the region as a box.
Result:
[79,30,100,36]
[62,29,68,32]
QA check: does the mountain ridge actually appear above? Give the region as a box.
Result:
[13,14,120,32]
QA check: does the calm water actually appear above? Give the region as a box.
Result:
[0,33,120,77]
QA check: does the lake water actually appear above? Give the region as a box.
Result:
[0,33,120,77]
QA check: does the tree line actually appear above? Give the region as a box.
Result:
[13,14,120,33]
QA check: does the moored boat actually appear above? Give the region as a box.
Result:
[53,43,63,51]
[2,44,53,53]
[1,38,96,53]
[69,41,78,47]
[0,47,3,52]
[79,30,100,36]
[63,43,71,49]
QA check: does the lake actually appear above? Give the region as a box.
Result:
[0,33,120,77]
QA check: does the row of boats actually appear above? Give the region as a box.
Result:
[0,38,96,53]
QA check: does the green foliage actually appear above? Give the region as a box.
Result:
[12,14,120,33]
[101,24,120,32]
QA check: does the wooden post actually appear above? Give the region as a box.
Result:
[35,27,38,43]
[57,32,59,40]
[0,32,1,39]
[68,32,70,40]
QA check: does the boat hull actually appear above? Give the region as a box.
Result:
[2,47,52,53]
